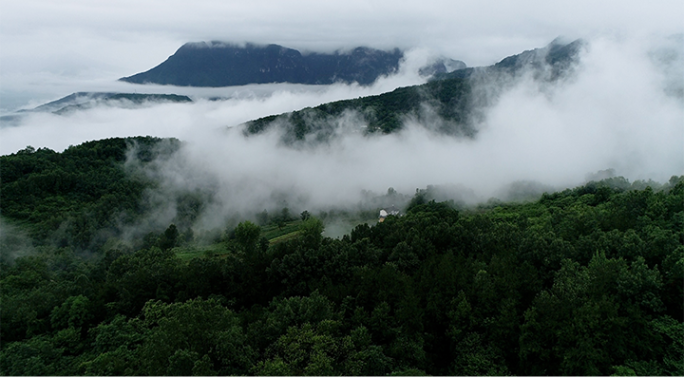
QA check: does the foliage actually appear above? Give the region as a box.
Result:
[243,39,585,144]
[0,136,179,251]
[245,77,472,141]
[1,139,682,376]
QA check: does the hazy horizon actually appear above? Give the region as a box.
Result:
[2,1,682,109]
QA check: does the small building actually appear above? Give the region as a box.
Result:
[378,205,400,223]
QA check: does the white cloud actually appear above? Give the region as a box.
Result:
[0,3,681,228]
[2,0,681,104]
[27,35,673,230]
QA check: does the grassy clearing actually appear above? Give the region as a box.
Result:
[269,230,302,245]
[261,221,302,240]
[172,218,375,260]
[172,220,304,260]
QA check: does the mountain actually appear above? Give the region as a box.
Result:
[119,42,408,86]
[244,77,473,143]
[418,56,467,77]
[433,37,586,81]
[243,39,585,143]
[20,92,192,114]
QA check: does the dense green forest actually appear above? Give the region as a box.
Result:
[0,137,181,251]
[1,137,682,376]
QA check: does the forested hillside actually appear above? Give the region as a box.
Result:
[1,138,682,376]
[244,77,473,142]
[242,39,584,143]
[0,137,180,250]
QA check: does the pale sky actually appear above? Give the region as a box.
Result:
[1,0,682,110]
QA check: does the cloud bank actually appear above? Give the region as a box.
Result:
[107,35,682,231]
[1,32,682,235]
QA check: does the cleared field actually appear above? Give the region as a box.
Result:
[268,230,302,244]
[261,221,302,240]
[172,220,303,260]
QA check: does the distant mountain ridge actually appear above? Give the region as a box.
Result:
[433,38,586,81]
[22,92,192,114]
[0,92,192,126]
[119,42,462,87]
[243,39,586,144]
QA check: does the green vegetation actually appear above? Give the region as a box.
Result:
[173,243,230,261]
[262,221,302,241]
[245,77,473,141]
[0,137,179,250]
[243,39,585,143]
[1,138,682,376]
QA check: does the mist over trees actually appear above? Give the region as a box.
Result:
[1,35,682,377]
[0,137,682,376]
[7,39,575,149]
[242,39,585,145]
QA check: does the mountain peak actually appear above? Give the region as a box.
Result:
[119,42,406,87]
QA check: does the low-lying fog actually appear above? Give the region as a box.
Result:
[2,35,683,232]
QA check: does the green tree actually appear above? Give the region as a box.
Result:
[234,221,261,255]
[50,295,93,331]
[300,217,324,249]
[159,224,179,251]
[136,298,254,376]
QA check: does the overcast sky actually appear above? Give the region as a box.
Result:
[1,0,682,110]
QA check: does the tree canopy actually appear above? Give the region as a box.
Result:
[1,139,682,376]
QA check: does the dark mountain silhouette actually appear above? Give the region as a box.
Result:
[243,39,586,143]
[119,42,409,86]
